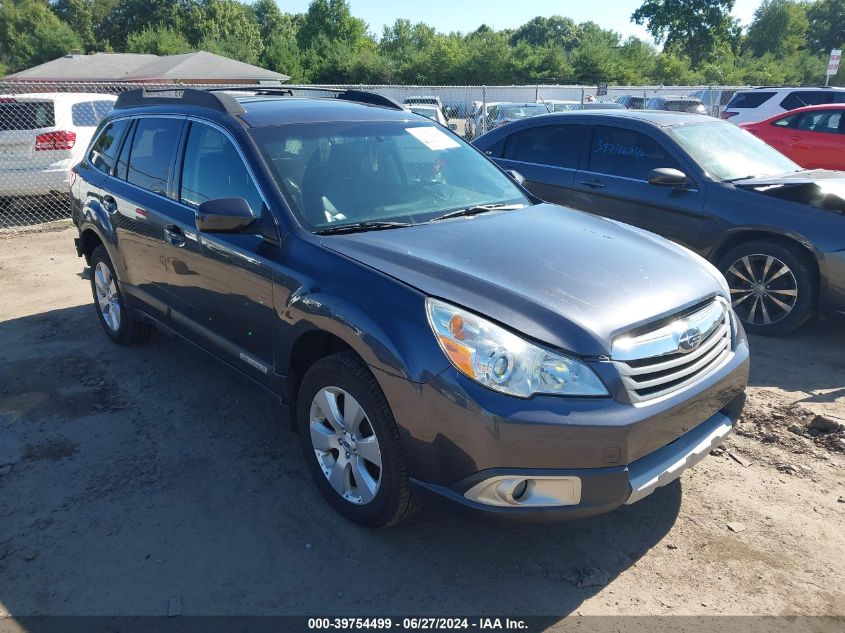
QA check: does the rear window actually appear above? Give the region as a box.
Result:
[725,92,776,110]
[663,100,705,113]
[0,100,55,131]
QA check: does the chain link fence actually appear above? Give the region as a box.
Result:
[0,80,750,231]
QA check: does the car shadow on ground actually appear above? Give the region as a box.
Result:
[746,316,845,395]
[0,305,680,618]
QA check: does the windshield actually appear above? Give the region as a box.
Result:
[410,107,439,121]
[251,121,528,231]
[550,103,579,112]
[496,105,548,119]
[668,122,802,181]
[664,100,705,113]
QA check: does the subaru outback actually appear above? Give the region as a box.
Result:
[70,87,749,527]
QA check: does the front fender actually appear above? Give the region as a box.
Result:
[282,288,449,384]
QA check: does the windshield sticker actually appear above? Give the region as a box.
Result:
[406,126,460,150]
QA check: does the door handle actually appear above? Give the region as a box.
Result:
[163,224,186,247]
[579,179,607,189]
[102,195,118,214]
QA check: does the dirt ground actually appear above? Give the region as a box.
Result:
[0,226,843,621]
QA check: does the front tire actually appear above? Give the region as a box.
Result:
[717,239,817,335]
[89,245,153,345]
[296,351,416,528]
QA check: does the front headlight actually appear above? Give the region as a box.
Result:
[425,298,608,398]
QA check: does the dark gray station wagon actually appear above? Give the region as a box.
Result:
[71,88,749,527]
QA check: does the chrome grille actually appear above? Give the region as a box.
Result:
[611,299,733,403]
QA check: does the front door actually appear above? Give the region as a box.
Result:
[167,120,277,385]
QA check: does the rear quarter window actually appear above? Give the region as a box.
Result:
[88,119,130,175]
[726,92,776,109]
[0,100,55,131]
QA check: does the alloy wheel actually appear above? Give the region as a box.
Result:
[726,254,798,326]
[94,261,121,332]
[309,387,382,505]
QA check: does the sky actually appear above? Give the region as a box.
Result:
[277,0,762,42]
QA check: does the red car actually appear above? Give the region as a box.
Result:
[740,104,845,170]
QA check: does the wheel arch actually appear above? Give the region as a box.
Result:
[78,227,105,264]
[709,228,820,286]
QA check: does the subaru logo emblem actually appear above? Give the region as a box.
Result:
[678,327,702,352]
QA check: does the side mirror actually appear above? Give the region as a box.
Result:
[506,170,526,186]
[195,197,256,233]
[648,168,688,187]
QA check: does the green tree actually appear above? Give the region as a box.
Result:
[183,0,263,64]
[126,24,192,55]
[745,0,809,57]
[297,0,371,52]
[263,34,304,80]
[806,0,844,54]
[508,16,581,52]
[103,0,190,50]
[0,0,82,72]
[632,0,738,67]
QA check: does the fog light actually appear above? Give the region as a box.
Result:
[465,475,582,507]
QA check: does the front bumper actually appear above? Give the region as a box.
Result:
[410,394,744,523]
[820,249,845,317]
[377,333,749,523]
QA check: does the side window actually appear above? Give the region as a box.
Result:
[88,119,129,175]
[180,122,263,215]
[772,114,799,127]
[725,91,775,109]
[780,91,830,110]
[126,118,183,195]
[588,125,681,180]
[503,125,584,169]
[799,111,842,134]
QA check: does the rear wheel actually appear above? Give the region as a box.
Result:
[296,351,416,528]
[89,245,153,345]
[717,239,816,335]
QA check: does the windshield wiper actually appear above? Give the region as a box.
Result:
[429,203,526,222]
[315,221,414,235]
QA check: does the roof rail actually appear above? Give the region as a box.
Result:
[114,88,245,114]
[203,85,404,110]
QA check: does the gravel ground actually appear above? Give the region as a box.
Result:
[0,227,843,621]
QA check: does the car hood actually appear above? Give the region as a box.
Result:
[322,204,726,356]
[732,170,845,213]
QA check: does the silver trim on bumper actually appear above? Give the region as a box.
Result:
[625,412,732,505]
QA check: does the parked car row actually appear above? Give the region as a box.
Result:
[70,87,756,528]
[473,109,844,336]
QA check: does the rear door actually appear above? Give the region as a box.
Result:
[787,108,845,169]
[108,116,187,318]
[572,123,705,248]
[494,122,586,206]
